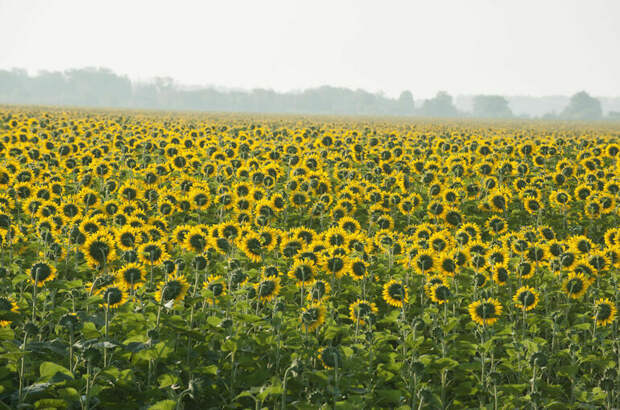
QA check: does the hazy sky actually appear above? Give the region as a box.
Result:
[1,0,619,98]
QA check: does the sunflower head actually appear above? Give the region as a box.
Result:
[513,286,539,311]
[157,274,189,307]
[30,261,56,287]
[382,280,409,308]
[349,299,378,327]
[98,284,127,309]
[468,298,502,326]
[301,303,326,332]
[594,298,617,327]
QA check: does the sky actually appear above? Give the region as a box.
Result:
[1,0,619,98]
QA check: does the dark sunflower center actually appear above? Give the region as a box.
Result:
[596,304,612,321]
[496,268,508,282]
[31,263,52,281]
[566,278,583,293]
[476,302,496,319]
[245,238,262,254]
[417,255,434,271]
[434,285,451,300]
[352,261,366,277]
[327,257,344,272]
[143,244,162,261]
[161,280,182,301]
[258,280,276,297]
[442,259,456,272]
[216,238,231,253]
[208,283,224,297]
[388,283,405,301]
[123,268,142,284]
[120,232,135,247]
[103,288,122,305]
[518,291,536,307]
[89,241,111,265]
[294,265,313,281]
[189,234,206,252]
[301,308,320,324]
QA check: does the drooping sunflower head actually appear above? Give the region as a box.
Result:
[513,286,539,311]
[318,346,341,369]
[98,284,127,309]
[468,298,502,326]
[382,280,409,308]
[157,274,189,306]
[82,233,116,269]
[254,277,281,302]
[348,299,378,327]
[138,241,169,265]
[288,259,316,287]
[117,263,145,289]
[203,275,227,304]
[301,303,326,332]
[594,298,617,327]
[430,283,451,304]
[307,279,331,303]
[30,261,56,287]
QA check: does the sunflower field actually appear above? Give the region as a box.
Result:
[0,108,619,409]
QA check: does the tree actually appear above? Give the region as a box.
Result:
[561,91,602,120]
[397,91,415,115]
[472,95,513,118]
[419,91,458,117]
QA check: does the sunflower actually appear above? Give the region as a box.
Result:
[82,233,116,269]
[29,261,56,287]
[513,286,539,311]
[116,263,145,290]
[156,273,189,306]
[428,282,450,304]
[288,259,316,287]
[490,263,509,285]
[116,226,140,252]
[488,187,510,213]
[254,277,281,302]
[237,231,263,263]
[587,250,610,274]
[485,216,508,236]
[348,299,378,327]
[593,298,617,327]
[318,346,341,369]
[307,279,331,303]
[523,197,543,215]
[182,226,208,254]
[0,296,18,327]
[568,235,593,255]
[301,303,326,332]
[349,258,368,280]
[437,252,457,276]
[138,241,169,266]
[468,298,502,326]
[562,272,590,299]
[443,207,463,228]
[321,250,350,279]
[514,259,533,279]
[203,275,227,304]
[413,249,437,274]
[98,284,127,309]
[382,280,409,308]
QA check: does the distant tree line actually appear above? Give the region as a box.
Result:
[0,67,616,120]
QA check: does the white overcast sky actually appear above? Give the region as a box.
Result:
[0,0,619,98]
